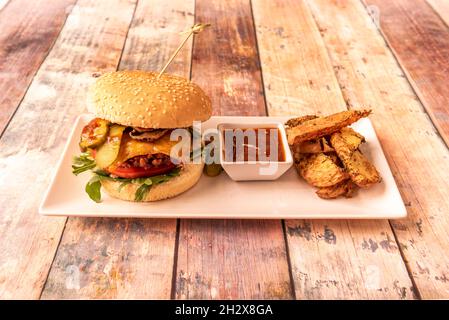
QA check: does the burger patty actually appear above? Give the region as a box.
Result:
[119,153,173,170]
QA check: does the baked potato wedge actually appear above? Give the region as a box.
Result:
[341,150,381,188]
[287,110,381,199]
[330,127,365,158]
[296,153,348,188]
[285,115,318,128]
[330,129,380,188]
[316,179,357,199]
[292,137,334,154]
[286,109,371,145]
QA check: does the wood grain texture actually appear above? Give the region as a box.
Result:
[119,0,194,75]
[191,0,266,116]
[176,220,292,299]
[41,0,195,299]
[307,0,449,298]
[252,0,415,299]
[42,218,178,299]
[0,0,136,299]
[175,0,293,299]
[0,0,76,136]
[427,0,449,27]
[363,0,449,147]
[253,0,344,117]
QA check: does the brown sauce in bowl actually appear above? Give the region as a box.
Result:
[223,128,285,162]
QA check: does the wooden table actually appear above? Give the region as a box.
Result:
[0,0,448,300]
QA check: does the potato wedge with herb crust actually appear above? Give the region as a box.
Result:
[330,127,365,159]
[296,153,348,188]
[286,110,381,199]
[292,137,334,154]
[316,180,357,199]
[286,109,371,145]
[330,129,381,188]
[285,115,318,128]
[338,149,381,188]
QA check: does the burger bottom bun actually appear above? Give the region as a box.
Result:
[101,163,204,202]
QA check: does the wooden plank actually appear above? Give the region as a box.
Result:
[427,0,449,27]
[190,0,266,116]
[307,0,449,298]
[119,0,194,75]
[175,0,293,299]
[0,0,137,299]
[363,0,449,147]
[252,0,416,299]
[176,220,292,299]
[42,218,178,299]
[0,0,76,135]
[41,0,194,299]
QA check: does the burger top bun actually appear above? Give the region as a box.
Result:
[88,70,212,128]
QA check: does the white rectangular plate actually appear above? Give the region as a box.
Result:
[39,114,406,219]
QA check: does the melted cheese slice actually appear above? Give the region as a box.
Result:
[109,133,181,169]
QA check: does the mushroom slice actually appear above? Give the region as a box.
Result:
[130,128,169,141]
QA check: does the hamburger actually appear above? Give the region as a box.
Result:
[72,70,212,202]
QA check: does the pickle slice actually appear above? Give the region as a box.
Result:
[95,125,126,169]
[79,118,110,151]
[204,163,223,177]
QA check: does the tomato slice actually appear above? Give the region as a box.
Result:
[109,163,177,179]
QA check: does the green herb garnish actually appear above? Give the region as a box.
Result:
[85,175,102,203]
[73,150,182,202]
[118,181,131,192]
[85,167,181,202]
[132,168,181,201]
[135,181,152,201]
[72,152,96,175]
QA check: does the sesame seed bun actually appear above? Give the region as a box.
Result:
[100,163,204,202]
[87,70,212,128]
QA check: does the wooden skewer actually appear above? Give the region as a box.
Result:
[158,23,211,78]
